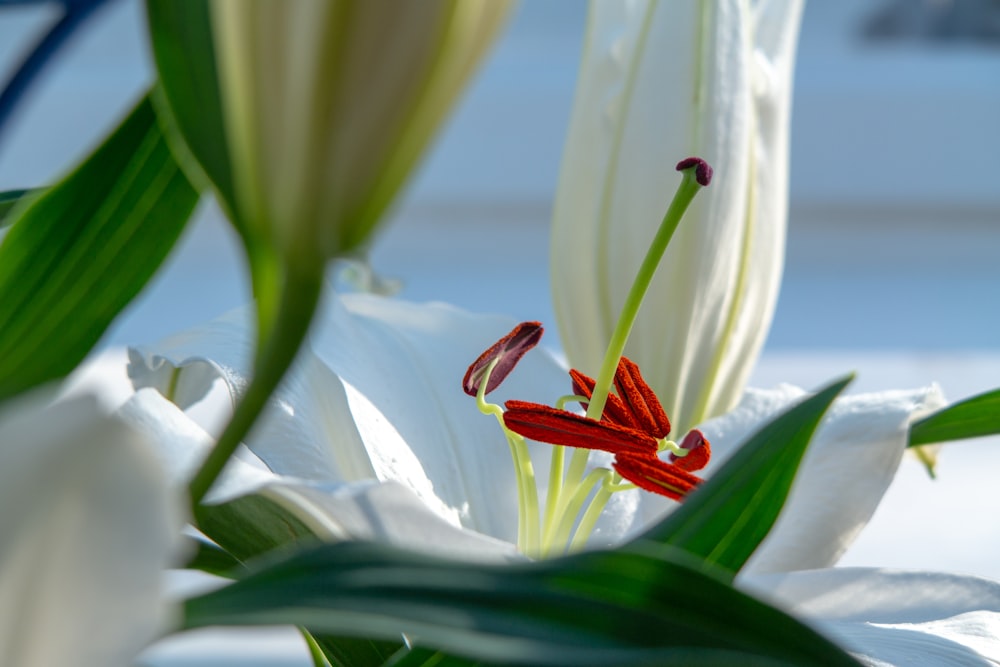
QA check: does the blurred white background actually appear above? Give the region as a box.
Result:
[1,1,1000,663]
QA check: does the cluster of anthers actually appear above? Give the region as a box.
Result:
[462,321,711,556]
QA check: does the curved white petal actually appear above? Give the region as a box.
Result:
[0,389,179,667]
[742,568,1000,666]
[635,384,947,572]
[130,292,572,544]
[118,387,518,563]
[551,0,803,433]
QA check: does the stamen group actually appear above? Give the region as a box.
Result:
[462,321,711,556]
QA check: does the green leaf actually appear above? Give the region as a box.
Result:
[184,542,860,667]
[383,648,478,667]
[144,0,239,232]
[633,376,852,576]
[0,95,199,401]
[0,189,42,228]
[183,537,243,578]
[194,494,322,563]
[909,387,1000,447]
[312,635,403,667]
[195,493,405,665]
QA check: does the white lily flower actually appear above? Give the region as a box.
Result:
[0,386,179,667]
[114,292,992,664]
[127,292,942,568]
[207,0,513,263]
[109,385,1000,665]
[551,0,803,434]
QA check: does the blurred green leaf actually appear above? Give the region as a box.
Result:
[195,493,405,665]
[184,541,859,667]
[0,189,42,228]
[183,537,243,578]
[909,387,1000,447]
[383,648,467,667]
[145,0,239,229]
[312,635,402,667]
[194,493,321,563]
[0,95,199,401]
[633,376,852,576]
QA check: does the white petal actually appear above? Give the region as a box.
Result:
[117,386,517,562]
[634,384,946,572]
[116,388,275,504]
[742,568,1000,666]
[0,389,179,667]
[260,481,520,563]
[307,293,569,542]
[129,291,574,544]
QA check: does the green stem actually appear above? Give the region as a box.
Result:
[476,360,540,555]
[542,443,565,547]
[585,169,706,422]
[569,480,614,551]
[188,262,323,506]
[544,468,611,557]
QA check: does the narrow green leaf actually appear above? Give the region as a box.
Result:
[0,95,199,401]
[383,647,477,667]
[0,189,42,228]
[312,634,403,667]
[634,376,852,576]
[195,492,405,665]
[184,542,859,667]
[145,0,239,228]
[909,387,1000,447]
[183,537,243,578]
[194,494,322,564]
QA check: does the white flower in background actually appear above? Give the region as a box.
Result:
[0,386,179,667]
[551,0,803,434]
[208,0,513,263]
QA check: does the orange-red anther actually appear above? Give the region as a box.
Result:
[503,400,657,456]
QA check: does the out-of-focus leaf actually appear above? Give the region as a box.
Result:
[182,537,243,578]
[0,95,199,400]
[144,0,238,227]
[383,648,477,667]
[184,541,860,667]
[909,387,1000,447]
[634,376,851,576]
[0,188,41,227]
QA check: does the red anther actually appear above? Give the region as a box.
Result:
[669,429,711,472]
[613,357,671,439]
[569,368,638,430]
[503,400,657,456]
[463,322,544,396]
[614,453,703,501]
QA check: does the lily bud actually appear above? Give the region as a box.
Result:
[151,0,512,266]
[551,0,804,433]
